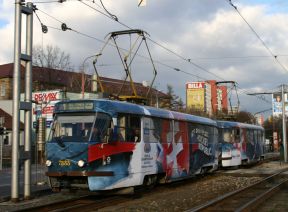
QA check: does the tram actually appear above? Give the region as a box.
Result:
[45,99,219,192]
[217,121,265,167]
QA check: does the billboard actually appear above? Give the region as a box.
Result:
[186,82,205,111]
[272,93,282,116]
[32,90,62,128]
[272,93,288,116]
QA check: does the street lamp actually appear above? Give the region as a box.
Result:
[81,54,101,99]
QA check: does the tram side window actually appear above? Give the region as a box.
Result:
[222,128,232,143]
[174,121,187,143]
[150,118,161,143]
[149,118,162,143]
[163,119,173,143]
[189,123,213,147]
[118,114,141,142]
[254,130,258,144]
[260,131,264,142]
[144,118,172,143]
[247,130,254,144]
[234,128,240,143]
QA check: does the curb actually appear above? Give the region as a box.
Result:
[0,188,52,203]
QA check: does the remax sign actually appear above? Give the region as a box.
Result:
[33,90,60,103]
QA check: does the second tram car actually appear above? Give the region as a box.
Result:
[45,99,219,192]
[217,121,265,167]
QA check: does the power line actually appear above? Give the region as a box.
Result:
[32,1,271,106]
[75,1,226,81]
[76,0,272,105]
[78,0,132,30]
[226,0,288,73]
[79,0,239,86]
[31,0,61,3]
[147,38,226,81]
[34,7,201,82]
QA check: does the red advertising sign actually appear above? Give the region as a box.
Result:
[33,92,59,102]
[186,82,205,89]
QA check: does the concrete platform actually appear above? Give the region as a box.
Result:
[218,159,288,177]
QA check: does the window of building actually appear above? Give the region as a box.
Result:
[4,135,9,145]
[0,84,6,97]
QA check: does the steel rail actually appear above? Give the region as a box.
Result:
[236,179,288,212]
[19,194,133,212]
[188,167,288,212]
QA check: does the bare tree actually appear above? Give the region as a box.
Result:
[33,44,73,71]
[160,84,181,110]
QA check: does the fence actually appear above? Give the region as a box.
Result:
[0,144,47,186]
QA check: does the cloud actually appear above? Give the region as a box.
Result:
[1,0,288,115]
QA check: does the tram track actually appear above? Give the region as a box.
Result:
[18,175,212,212]
[19,194,134,212]
[189,168,288,212]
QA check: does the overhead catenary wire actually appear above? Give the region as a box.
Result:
[33,13,201,83]
[226,0,288,73]
[99,0,118,21]
[78,0,132,30]
[77,0,245,85]
[32,1,271,106]
[75,0,271,104]
[31,0,62,3]
[76,0,227,81]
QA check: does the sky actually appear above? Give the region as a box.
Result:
[1,0,288,118]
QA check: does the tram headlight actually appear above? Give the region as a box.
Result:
[45,160,52,167]
[77,160,86,167]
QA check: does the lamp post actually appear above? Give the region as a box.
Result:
[81,54,101,99]
[281,85,287,162]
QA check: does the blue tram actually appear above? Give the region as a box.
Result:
[45,99,219,191]
[217,121,265,167]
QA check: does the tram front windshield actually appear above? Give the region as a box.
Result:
[49,112,112,143]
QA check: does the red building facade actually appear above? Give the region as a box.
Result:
[186,80,228,114]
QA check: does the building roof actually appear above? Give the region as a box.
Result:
[0,63,166,99]
[0,63,14,78]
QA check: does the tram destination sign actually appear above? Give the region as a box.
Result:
[56,102,94,111]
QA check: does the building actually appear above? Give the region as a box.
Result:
[0,108,25,146]
[0,63,166,101]
[186,80,228,115]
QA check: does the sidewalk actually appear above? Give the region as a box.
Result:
[0,164,50,202]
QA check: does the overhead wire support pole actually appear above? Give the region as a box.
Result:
[12,0,22,202]
[12,0,34,202]
[282,84,287,163]
[24,2,33,200]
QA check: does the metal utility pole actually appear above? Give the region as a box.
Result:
[11,0,22,202]
[282,85,287,162]
[247,85,288,161]
[12,0,33,202]
[24,2,33,200]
